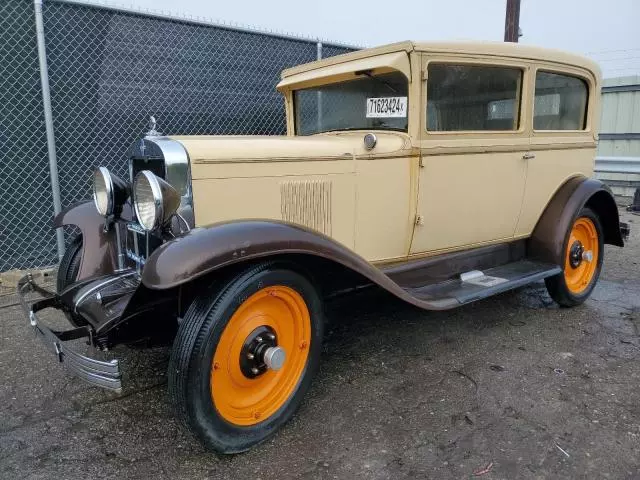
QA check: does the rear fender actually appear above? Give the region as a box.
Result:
[528,176,623,265]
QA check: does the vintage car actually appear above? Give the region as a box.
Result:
[19,41,629,453]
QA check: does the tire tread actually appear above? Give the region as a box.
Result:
[56,234,82,292]
[167,262,276,443]
[544,207,604,307]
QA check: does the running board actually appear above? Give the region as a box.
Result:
[402,260,561,306]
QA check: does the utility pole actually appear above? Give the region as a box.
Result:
[504,0,521,43]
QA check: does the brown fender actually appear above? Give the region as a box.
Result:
[53,201,117,280]
[140,219,450,308]
[528,176,624,265]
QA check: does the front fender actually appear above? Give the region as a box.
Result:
[53,201,117,280]
[140,219,435,306]
[528,176,623,265]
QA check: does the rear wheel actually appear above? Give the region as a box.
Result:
[545,207,603,307]
[168,263,324,453]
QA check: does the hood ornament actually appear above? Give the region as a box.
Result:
[145,115,161,137]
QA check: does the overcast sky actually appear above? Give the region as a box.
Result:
[121,0,638,78]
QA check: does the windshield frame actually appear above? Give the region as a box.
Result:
[292,70,410,136]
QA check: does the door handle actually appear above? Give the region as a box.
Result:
[522,152,535,160]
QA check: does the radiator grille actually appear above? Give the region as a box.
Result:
[129,157,165,183]
[280,180,332,235]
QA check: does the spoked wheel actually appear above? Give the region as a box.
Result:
[545,207,604,307]
[168,263,323,453]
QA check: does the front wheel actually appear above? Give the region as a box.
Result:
[56,234,82,293]
[168,263,324,453]
[56,234,87,326]
[545,207,604,307]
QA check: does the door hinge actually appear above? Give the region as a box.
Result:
[415,214,425,226]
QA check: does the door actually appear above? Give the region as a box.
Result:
[515,67,596,236]
[410,58,530,254]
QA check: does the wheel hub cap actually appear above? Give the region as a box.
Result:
[564,217,599,294]
[210,285,311,426]
[568,240,584,268]
[240,326,286,378]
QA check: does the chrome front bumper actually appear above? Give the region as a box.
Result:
[17,274,122,392]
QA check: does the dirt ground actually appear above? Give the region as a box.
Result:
[1,207,639,480]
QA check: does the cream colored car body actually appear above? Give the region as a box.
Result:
[172,41,601,265]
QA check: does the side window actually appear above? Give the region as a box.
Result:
[426,64,522,131]
[534,71,588,130]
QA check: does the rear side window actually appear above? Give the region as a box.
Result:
[534,72,588,130]
[426,64,522,131]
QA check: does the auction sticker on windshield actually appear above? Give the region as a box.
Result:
[366,97,407,118]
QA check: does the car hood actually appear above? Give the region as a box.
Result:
[170,133,410,166]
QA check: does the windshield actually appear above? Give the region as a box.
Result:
[294,71,409,135]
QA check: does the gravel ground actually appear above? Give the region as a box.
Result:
[1,208,639,480]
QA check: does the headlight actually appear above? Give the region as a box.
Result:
[92,167,130,217]
[133,170,180,231]
[93,167,113,216]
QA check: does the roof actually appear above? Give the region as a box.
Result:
[280,40,601,80]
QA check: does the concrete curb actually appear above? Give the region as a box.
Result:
[0,268,56,288]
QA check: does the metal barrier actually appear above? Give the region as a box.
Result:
[0,0,355,272]
[594,156,640,197]
[594,157,640,174]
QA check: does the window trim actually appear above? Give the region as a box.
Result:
[291,69,410,136]
[423,58,527,136]
[531,67,591,134]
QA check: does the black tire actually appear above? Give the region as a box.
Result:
[168,262,324,454]
[56,234,86,326]
[57,235,83,292]
[545,207,604,307]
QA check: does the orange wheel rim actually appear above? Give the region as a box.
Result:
[564,217,599,294]
[211,286,311,426]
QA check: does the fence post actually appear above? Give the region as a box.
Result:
[34,0,65,261]
[316,41,323,131]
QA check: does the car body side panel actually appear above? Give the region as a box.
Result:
[353,155,416,261]
[413,147,529,252]
[514,145,597,236]
[183,132,415,262]
[192,172,358,251]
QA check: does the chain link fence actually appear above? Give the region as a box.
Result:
[0,0,354,272]
[1,0,58,271]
